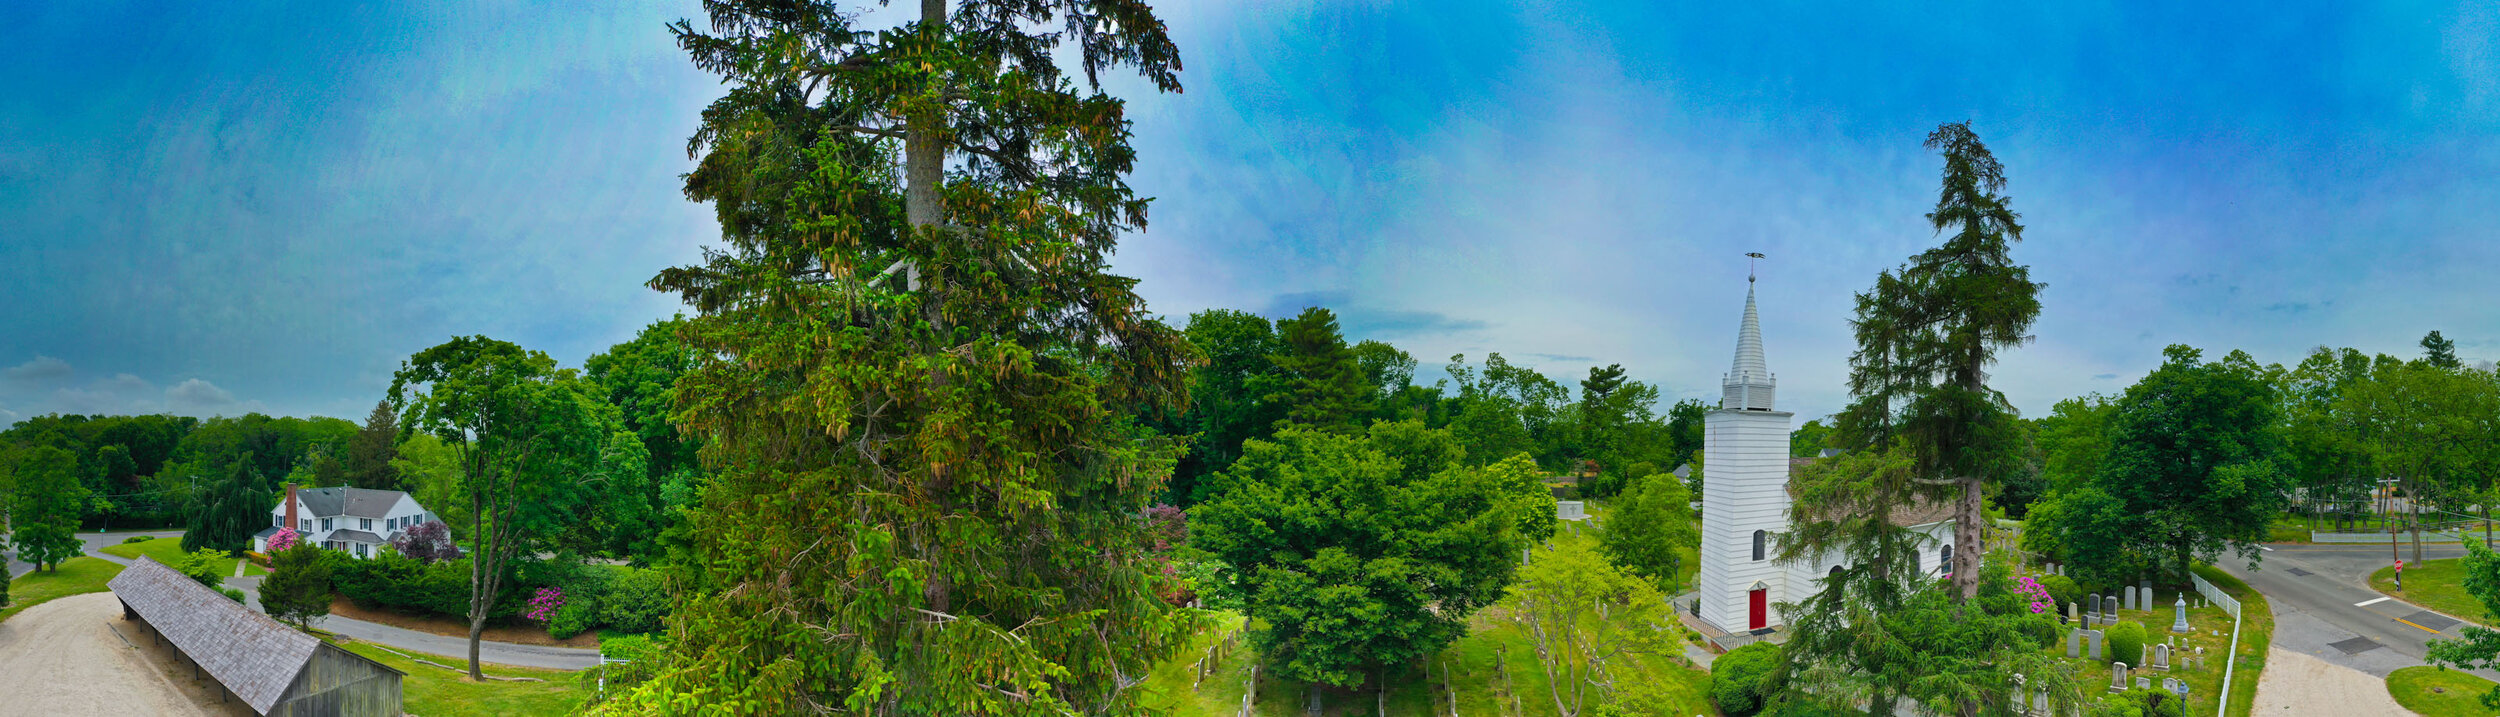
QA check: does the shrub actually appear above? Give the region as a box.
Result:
[265,528,300,553]
[122,535,154,544]
[2106,621,2146,668]
[587,634,671,702]
[389,521,459,563]
[1712,642,1780,715]
[333,551,502,619]
[1,571,11,607]
[170,548,231,588]
[525,587,565,626]
[600,568,670,634]
[549,601,597,639]
[2039,574,2082,608]
[220,587,246,603]
[262,543,334,628]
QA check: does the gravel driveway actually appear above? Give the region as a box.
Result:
[0,592,253,716]
[2249,646,2416,716]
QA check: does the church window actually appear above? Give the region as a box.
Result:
[1941,544,1953,570]
[1752,530,1767,561]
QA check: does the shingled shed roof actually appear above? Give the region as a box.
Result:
[108,556,324,714]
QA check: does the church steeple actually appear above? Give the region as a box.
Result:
[1722,274,1776,411]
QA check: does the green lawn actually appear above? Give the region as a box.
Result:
[101,537,252,582]
[2266,518,2310,543]
[0,557,129,623]
[336,641,588,716]
[2369,558,2492,626]
[2387,666,2500,717]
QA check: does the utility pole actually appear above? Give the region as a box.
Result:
[2382,477,2402,591]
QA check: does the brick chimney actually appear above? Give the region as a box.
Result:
[285,484,298,533]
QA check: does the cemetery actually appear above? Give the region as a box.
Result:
[2019,561,2275,716]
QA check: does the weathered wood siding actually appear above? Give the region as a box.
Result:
[266,644,404,717]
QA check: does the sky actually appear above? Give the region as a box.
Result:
[4,1,2498,427]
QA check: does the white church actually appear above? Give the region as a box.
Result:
[1690,274,1958,636]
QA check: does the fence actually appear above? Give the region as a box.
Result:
[2189,571,2245,717]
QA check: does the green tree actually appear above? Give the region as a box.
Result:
[2422,330,2462,369]
[260,543,334,629]
[1789,419,1834,458]
[1267,307,1371,431]
[391,336,613,680]
[390,434,466,536]
[1163,309,1284,504]
[10,446,88,571]
[2342,358,2500,566]
[1192,422,1556,690]
[169,547,231,588]
[2083,346,2291,584]
[344,400,401,490]
[2280,347,2377,530]
[183,456,275,554]
[600,0,1197,711]
[1597,471,1696,591]
[1834,121,2044,603]
[585,319,702,563]
[1663,399,1707,467]
[1513,535,1673,717]
[95,444,139,492]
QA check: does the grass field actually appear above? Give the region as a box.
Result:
[100,536,266,579]
[2386,666,2500,717]
[336,640,589,716]
[0,557,128,624]
[2370,558,2493,627]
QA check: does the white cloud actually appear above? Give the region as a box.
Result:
[1,355,73,385]
[165,378,242,414]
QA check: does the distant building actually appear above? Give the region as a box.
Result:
[111,555,406,716]
[1691,276,1956,636]
[251,486,445,559]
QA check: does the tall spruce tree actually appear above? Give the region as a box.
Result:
[344,400,400,490]
[2423,330,2462,369]
[601,1,1195,713]
[1835,121,2044,603]
[1268,307,1371,432]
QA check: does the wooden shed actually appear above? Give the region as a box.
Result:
[109,556,405,717]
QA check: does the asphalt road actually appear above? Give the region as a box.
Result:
[2218,542,2500,681]
[5,529,183,580]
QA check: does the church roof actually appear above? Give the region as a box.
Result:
[1786,456,1957,528]
[1722,280,1777,410]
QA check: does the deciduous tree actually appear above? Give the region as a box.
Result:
[1513,535,1672,717]
[184,457,274,554]
[260,543,333,629]
[1597,470,1696,591]
[9,446,88,571]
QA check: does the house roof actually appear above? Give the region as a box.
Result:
[253,526,282,540]
[292,487,406,519]
[108,556,330,713]
[327,529,384,544]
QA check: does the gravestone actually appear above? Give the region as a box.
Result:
[2067,629,2082,658]
[2153,643,2170,670]
[2034,687,2049,717]
[2088,594,2101,615]
[2172,595,2191,633]
[2110,663,2128,692]
[2069,602,2081,625]
[2108,594,2121,617]
[2136,676,2151,690]
[2086,629,2105,660]
[2011,674,2026,713]
[2125,585,2139,612]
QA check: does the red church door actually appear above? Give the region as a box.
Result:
[1748,588,1768,630]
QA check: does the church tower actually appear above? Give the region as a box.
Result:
[1694,272,1796,633]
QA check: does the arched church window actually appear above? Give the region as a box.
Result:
[1752,530,1767,561]
[1941,544,1953,571]
[1828,565,1842,577]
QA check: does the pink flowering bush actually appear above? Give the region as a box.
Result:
[525,586,566,626]
[2014,575,2053,614]
[266,528,300,553]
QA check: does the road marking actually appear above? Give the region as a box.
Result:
[2356,596,2394,607]
[2397,618,2442,634]
[2260,546,2275,551]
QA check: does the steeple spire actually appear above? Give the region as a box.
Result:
[1722,265,1776,410]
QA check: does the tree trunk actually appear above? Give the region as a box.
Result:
[903,0,948,293]
[1953,474,1983,603]
[467,616,487,681]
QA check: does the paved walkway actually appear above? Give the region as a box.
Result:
[2249,646,2415,716]
[11,530,601,670]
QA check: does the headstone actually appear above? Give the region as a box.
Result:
[2172,594,2191,633]
[2067,629,2082,658]
[2088,594,2101,615]
[2110,662,2128,692]
[2136,676,2151,690]
[2108,594,2121,616]
[2034,687,2050,717]
[2011,674,2026,712]
[2125,585,2139,612]
[2153,643,2170,670]
[2086,629,2105,660]
[2069,601,2081,625]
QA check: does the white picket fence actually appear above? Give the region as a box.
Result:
[2189,571,2245,717]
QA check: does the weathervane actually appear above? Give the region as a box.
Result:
[1746,252,1765,283]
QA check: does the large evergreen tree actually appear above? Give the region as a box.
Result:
[2423,330,2462,369]
[344,400,401,490]
[182,456,273,554]
[599,1,1196,713]
[1267,307,1371,431]
[1835,121,2044,602]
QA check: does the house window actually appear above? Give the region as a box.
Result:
[273,515,282,528]
[300,519,311,532]
[357,543,369,558]
[361,518,372,531]
[322,517,333,532]
[1752,530,1767,561]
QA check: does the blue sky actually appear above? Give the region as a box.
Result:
[4,1,2497,427]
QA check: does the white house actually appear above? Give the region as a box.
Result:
[1691,274,1957,636]
[251,485,446,559]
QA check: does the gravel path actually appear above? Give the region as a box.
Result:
[0,592,253,716]
[2249,646,2416,716]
